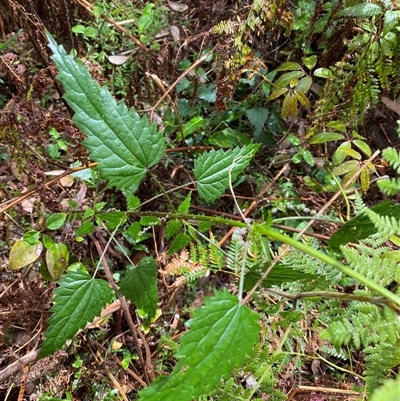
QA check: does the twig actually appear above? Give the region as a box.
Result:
[265,288,400,312]
[148,45,216,121]
[89,234,155,384]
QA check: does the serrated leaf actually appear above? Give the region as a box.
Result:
[138,290,260,401]
[335,2,382,18]
[40,270,113,357]
[140,216,160,226]
[46,213,67,230]
[194,144,260,202]
[168,232,191,254]
[309,132,345,144]
[246,108,269,135]
[9,240,43,270]
[178,193,191,213]
[119,257,158,319]
[165,220,182,240]
[244,263,318,290]
[96,211,126,229]
[281,93,298,118]
[46,243,69,280]
[75,220,95,236]
[47,33,166,192]
[125,193,141,209]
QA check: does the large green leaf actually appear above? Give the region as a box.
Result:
[194,144,259,202]
[47,33,166,192]
[40,269,113,357]
[329,201,400,252]
[119,257,158,319]
[138,290,260,401]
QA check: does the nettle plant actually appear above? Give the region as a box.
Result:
[10,32,400,400]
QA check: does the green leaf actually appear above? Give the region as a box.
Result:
[281,93,298,118]
[331,160,359,176]
[125,193,141,209]
[9,240,43,270]
[302,55,317,70]
[75,220,95,236]
[178,193,191,213]
[140,216,160,226]
[138,4,154,33]
[294,90,311,107]
[46,213,67,230]
[46,243,69,280]
[168,232,191,254]
[314,67,334,79]
[295,76,312,94]
[335,2,382,18]
[119,257,158,319]
[370,376,400,401]
[194,144,260,202]
[165,220,182,240]
[267,87,288,101]
[138,290,260,401]
[96,211,126,229]
[246,108,269,135]
[40,269,113,357]
[23,230,41,244]
[182,116,204,138]
[309,132,345,144]
[329,202,400,251]
[47,33,166,193]
[383,10,400,35]
[244,263,318,290]
[274,71,304,88]
[274,62,302,72]
[353,139,371,157]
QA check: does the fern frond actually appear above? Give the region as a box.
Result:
[354,191,367,215]
[364,342,400,394]
[365,209,400,238]
[382,147,400,173]
[377,177,400,196]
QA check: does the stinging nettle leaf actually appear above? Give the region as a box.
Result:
[138,290,260,401]
[119,257,158,319]
[46,32,166,193]
[40,269,113,357]
[194,144,260,202]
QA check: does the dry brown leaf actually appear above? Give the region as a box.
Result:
[169,25,180,41]
[108,55,129,66]
[381,96,400,115]
[167,0,188,12]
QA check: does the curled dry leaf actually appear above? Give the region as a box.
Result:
[167,0,188,12]
[108,55,129,66]
[169,25,180,41]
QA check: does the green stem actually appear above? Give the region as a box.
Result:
[252,223,400,308]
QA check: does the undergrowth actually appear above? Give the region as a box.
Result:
[3,1,400,400]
